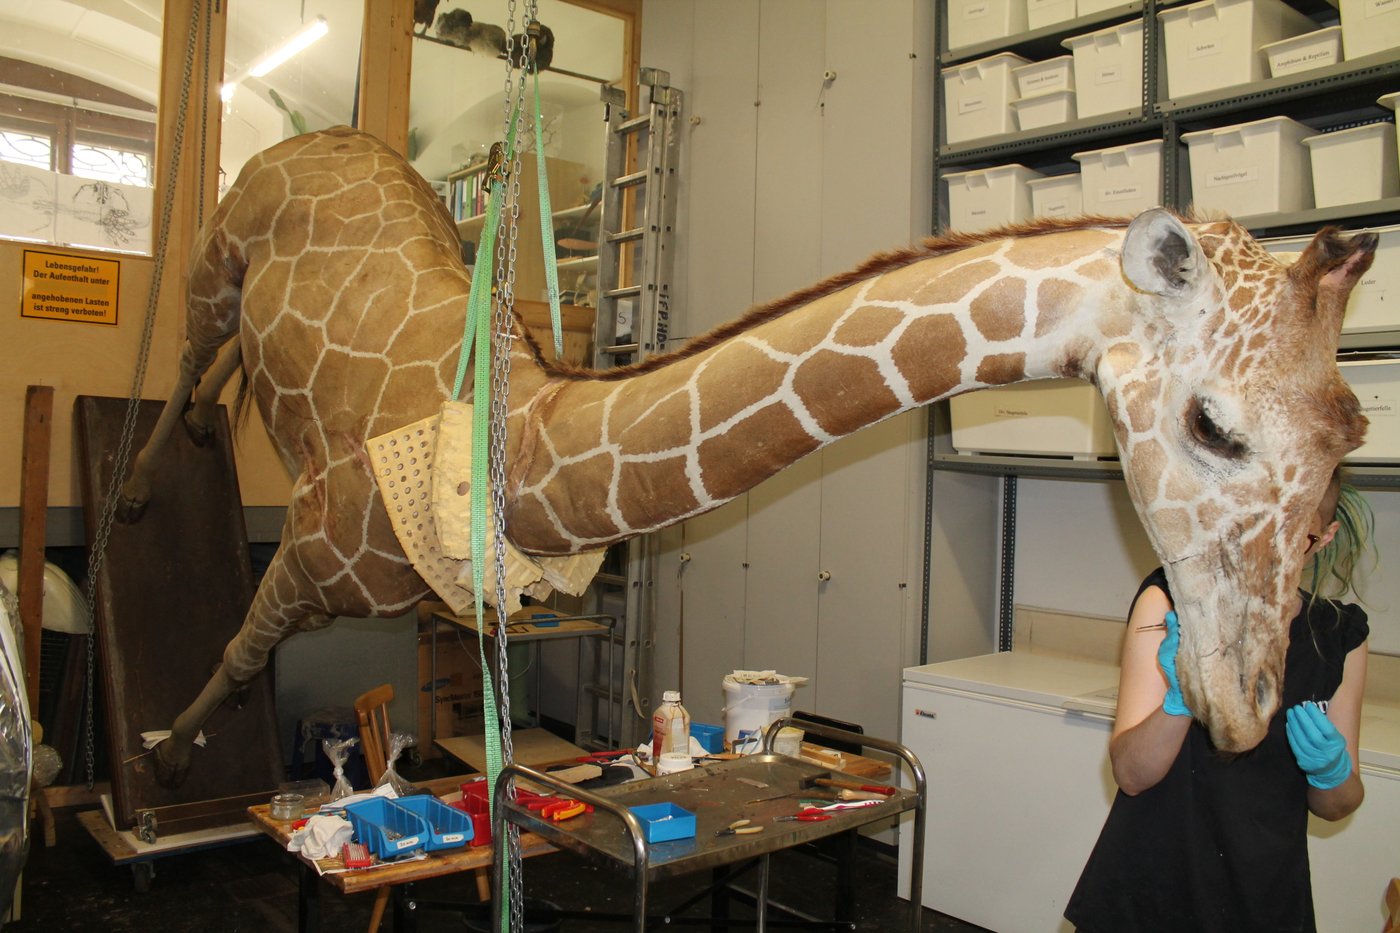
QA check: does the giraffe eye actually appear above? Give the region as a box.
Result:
[1187,398,1248,460]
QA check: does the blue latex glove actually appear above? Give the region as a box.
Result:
[1286,701,1352,790]
[1158,610,1190,717]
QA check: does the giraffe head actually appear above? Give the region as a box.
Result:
[1102,209,1375,752]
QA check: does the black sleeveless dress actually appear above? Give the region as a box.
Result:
[1063,568,1368,933]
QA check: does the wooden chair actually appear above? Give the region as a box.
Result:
[352,683,489,932]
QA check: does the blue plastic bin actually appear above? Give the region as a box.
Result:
[344,797,429,860]
[394,794,474,851]
[628,802,696,843]
[690,722,724,754]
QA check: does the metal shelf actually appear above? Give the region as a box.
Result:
[1158,50,1400,121]
[940,2,1145,66]
[940,113,1160,165]
[1238,197,1400,237]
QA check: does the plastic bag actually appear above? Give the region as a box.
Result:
[323,736,359,802]
[377,732,419,797]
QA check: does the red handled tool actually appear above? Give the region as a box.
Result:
[812,778,895,797]
[774,808,831,823]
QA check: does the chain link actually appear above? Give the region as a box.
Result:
[491,1,537,928]
[82,0,209,790]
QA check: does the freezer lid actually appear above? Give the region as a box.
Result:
[903,651,1119,708]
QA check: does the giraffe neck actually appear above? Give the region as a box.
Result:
[506,225,1129,554]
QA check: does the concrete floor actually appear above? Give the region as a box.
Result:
[7,802,989,932]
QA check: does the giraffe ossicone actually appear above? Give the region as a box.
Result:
[118,128,1373,786]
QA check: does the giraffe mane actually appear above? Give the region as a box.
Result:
[531,211,1202,382]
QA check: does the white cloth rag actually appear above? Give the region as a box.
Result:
[288,813,354,860]
[140,730,207,750]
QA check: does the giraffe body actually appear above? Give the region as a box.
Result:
[122,128,1373,783]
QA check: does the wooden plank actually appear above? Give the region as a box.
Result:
[359,0,413,155]
[17,385,53,710]
[74,396,282,831]
[435,729,588,774]
[77,808,138,862]
[42,782,111,810]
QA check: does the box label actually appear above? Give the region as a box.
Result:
[1271,48,1335,74]
[1099,184,1144,202]
[1022,70,1065,91]
[995,405,1031,418]
[958,95,987,114]
[962,2,990,18]
[1205,166,1258,187]
[1188,16,1223,58]
[1367,0,1398,17]
[20,249,120,325]
[1041,198,1071,215]
[1358,394,1397,417]
[1095,64,1123,85]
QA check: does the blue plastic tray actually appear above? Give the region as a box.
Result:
[344,797,429,860]
[628,802,696,843]
[393,794,474,851]
[691,722,724,754]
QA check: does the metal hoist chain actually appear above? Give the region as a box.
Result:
[81,0,213,789]
[492,1,541,929]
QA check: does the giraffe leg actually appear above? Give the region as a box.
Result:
[154,548,334,787]
[116,333,235,523]
[184,338,243,448]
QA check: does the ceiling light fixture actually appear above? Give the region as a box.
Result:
[221,15,329,103]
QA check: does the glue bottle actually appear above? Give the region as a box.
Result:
[651,690,691,762]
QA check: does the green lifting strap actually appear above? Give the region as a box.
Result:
[533,69,564,360]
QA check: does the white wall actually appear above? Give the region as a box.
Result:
[1012,477,1400,657]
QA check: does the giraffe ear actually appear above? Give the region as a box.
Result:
[1120,208,1207,299]
[1290,227,1378,331]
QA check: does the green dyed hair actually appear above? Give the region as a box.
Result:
[1306,477,1376,602]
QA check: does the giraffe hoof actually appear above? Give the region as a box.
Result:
[183,410,214,448]
[152,743,190,789]
[114,491,149,524]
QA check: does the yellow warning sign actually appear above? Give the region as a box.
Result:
[21,249,120,326]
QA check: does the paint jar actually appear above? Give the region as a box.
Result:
[657,752,694,775]
[270,793,305,821]
[773,727,805,758]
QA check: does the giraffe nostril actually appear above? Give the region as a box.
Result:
[1255,672,1275,713]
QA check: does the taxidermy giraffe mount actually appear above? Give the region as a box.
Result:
[116,128,1373,786]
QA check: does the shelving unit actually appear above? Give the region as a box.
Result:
[925,0,1400,656]
[443,152,601,365]
[929,0,1400,485]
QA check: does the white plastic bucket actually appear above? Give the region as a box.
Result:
[722,676,796,751]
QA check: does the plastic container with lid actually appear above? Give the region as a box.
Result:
[651,690,691,761]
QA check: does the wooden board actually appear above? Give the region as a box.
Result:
[78,804,258,866]
[435,729,589,774]
[74,396,283,832]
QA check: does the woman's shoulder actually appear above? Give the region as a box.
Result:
[1305,597,1370,656]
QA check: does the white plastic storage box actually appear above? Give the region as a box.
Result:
[1381,92,1400,175]
[1304,124,1400,207]
[944,53,1031,144]
[1011,90,1079,131]
[1073,139,1164,214]
[1013,56,1076,97]
[1181,116,1314,217]
[1028,0,1078,30]
[1159,0,1314,99]
[944,164,1044,233]
[948,0,1029,51]
[1261,225,1400,334]
[1340,0,1400,60]
[1261,27,1343,79]
[1079,0,1131,16]
[1028,173,1085,217]
[949,379,1119,457]
[1337,356,1400,461]
[1063,21,1145,119]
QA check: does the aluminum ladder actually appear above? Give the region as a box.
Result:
[575,68,682,750]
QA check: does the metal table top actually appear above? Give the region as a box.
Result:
[505,754,913,880]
